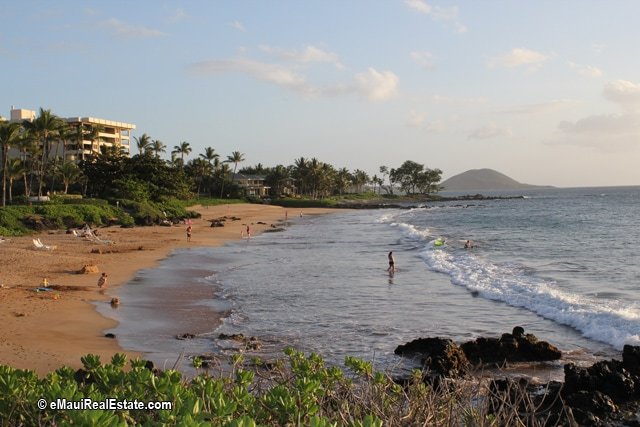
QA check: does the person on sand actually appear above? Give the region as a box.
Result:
[246,225,251,239]
[97,273,108,289]
[387,251,396,274]
[186,225,192,242]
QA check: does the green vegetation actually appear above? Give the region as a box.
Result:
[0,350,557,426]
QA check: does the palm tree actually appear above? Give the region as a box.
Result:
[151,139,166,158]
[5,158,26,202]
[0,121,23,206]
[199,146,219,165]
[226,150,245,182]
[352,169,369,193]
[22,108,65,197]
[218,163,232,198]
[56,123,76,162]
[334,167,352,196]
[56,161,83,194]
[172,141,192,167]
[134,133,152,155]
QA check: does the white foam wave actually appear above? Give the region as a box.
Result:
[389,221,432,241]
[419,248,640,350]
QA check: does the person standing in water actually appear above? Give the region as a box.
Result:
[387,251,396,274]
[186,225,192,242]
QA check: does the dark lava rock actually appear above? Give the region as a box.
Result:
[176,333,196,340]
[394,337,469,377]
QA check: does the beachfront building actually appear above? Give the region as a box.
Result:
[231,173,270,197]
[7,107,135,161]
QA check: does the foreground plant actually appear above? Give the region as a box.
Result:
[0,350,571,426]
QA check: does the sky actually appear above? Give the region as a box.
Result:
[2,1,640,188]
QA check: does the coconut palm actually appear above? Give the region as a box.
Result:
[199,146,219,165]
[56,161,83,194]
[226,151,245,182]
[218,163,232,198]
[5,158,26,202]
[22,108,65,197]
[151,139,166,158]
[134,133,152,155]
[172,141,192,167]
[0,121,23,206]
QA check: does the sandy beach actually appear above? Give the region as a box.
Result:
[0,203,335,375]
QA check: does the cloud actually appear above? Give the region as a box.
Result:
[603,80,640,111]
[188,57,311,93]
[188,57,397,102]
[468,123,513,140]
[103,18,166,38]
[260,45,342,68]
[229,20,245,32]
[490,48,548,69]
[431,94,486,107]
[555,113,640,149]
[354,68,399,101]
[568,61,603,78]
[410,51,435,71]
[407,110,427,127]
[404,0,467,33]
[500,99,579,115]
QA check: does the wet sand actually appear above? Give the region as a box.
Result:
[0,203,335,375]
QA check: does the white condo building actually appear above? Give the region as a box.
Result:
[8,107,136,161]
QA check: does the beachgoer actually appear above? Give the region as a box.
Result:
[246,225,251,238]
[97,273,108,289]
[387,251,395,273]
[186,225,192,242]
[464,240,472,249]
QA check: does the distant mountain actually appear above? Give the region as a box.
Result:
[440,169,551,192]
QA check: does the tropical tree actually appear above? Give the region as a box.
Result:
[22,108,65,197]
[0,121,23,206]
[334,167,352,195]
[172,141,192,167]
[379,165,392,194]
[187,158,212,195]
[226,150,245,182]
[151,139,166,158]
[56,161,83,194]
[134,133,152,155]
[56,123,76,163]
[352,169,370,193]
[5,158,26,202]
[217,162,232,198]
[265,165,290,196]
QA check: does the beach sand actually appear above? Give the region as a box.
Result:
[0,204,335,375]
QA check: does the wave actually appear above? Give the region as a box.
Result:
[383,217,640,350]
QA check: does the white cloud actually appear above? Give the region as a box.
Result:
[229,20,246,32]
[603,80,640,111]
[468,123,513,140]
[567,61,603,78]
[354,68,399,101]
[103,18,166,38]
[404,0,431,14]
[500,99,579,115]
[490,48,548,69]
[555,113,640,150]
[431,95,486,108]
[188,57,397,102]
[407,110,427,127]
[404,0,467,33]
[188,57,312,93]
[410,51,435,71]
[260,45,342,68]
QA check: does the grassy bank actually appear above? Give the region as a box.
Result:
[0,197,246,236]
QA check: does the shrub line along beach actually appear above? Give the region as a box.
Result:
[0,203,335,375]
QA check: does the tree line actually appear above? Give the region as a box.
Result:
[1,108,443,206]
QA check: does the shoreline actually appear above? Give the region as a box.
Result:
[0,204,336,375]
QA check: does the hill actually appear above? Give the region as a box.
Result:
[440,169,551,192]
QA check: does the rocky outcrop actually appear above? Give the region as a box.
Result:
[395,327,561,377]
[394,337,469,377]
[460,327,562,365]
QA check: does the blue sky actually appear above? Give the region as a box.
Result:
[3,1,640,187]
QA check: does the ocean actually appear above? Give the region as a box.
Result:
[102,186,640,377]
